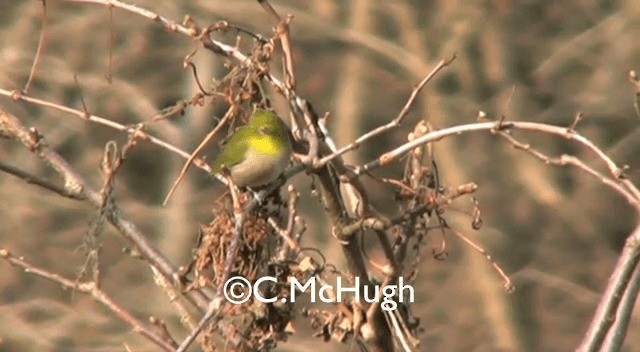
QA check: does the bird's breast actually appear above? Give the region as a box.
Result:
[228,140,291,187]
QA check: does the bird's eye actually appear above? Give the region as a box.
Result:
[259,126,272,134]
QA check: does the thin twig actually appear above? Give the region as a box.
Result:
[271,184,301,259]
[498,131,635,209]
[106,4,114,83]
[23,0,48,93]
[0,88,211,172]
[65,0,287,93]
[316,54,457,168]
[449,228,514,292]
[162,108,234,205]
[258,0,296,91]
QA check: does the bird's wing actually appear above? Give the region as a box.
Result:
[212,126,251,172]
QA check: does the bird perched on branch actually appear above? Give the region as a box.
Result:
[212,109,292,187]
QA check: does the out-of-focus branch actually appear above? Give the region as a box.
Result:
[23,0,47,94]
[630,70,640,119]
[0,160,85,200]
[0,248,178,352]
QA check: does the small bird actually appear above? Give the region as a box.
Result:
[212,109,292,187]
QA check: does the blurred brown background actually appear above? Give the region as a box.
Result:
[1,0,640,351]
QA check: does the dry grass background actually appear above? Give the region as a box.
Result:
[1,0,640,351]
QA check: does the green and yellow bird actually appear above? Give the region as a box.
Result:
[212,109,292,187]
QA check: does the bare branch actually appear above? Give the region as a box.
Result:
[163,107,235,205]
[357,120,640,210]
[316,54,457,168]
[258,0,297,91]
[0,88,210,171]
[65,0,288,93]
[0,248,178,352]
[602,265,640,351]
[0,161,85,200]
[578,223,640,351]
[0,107,207,309]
